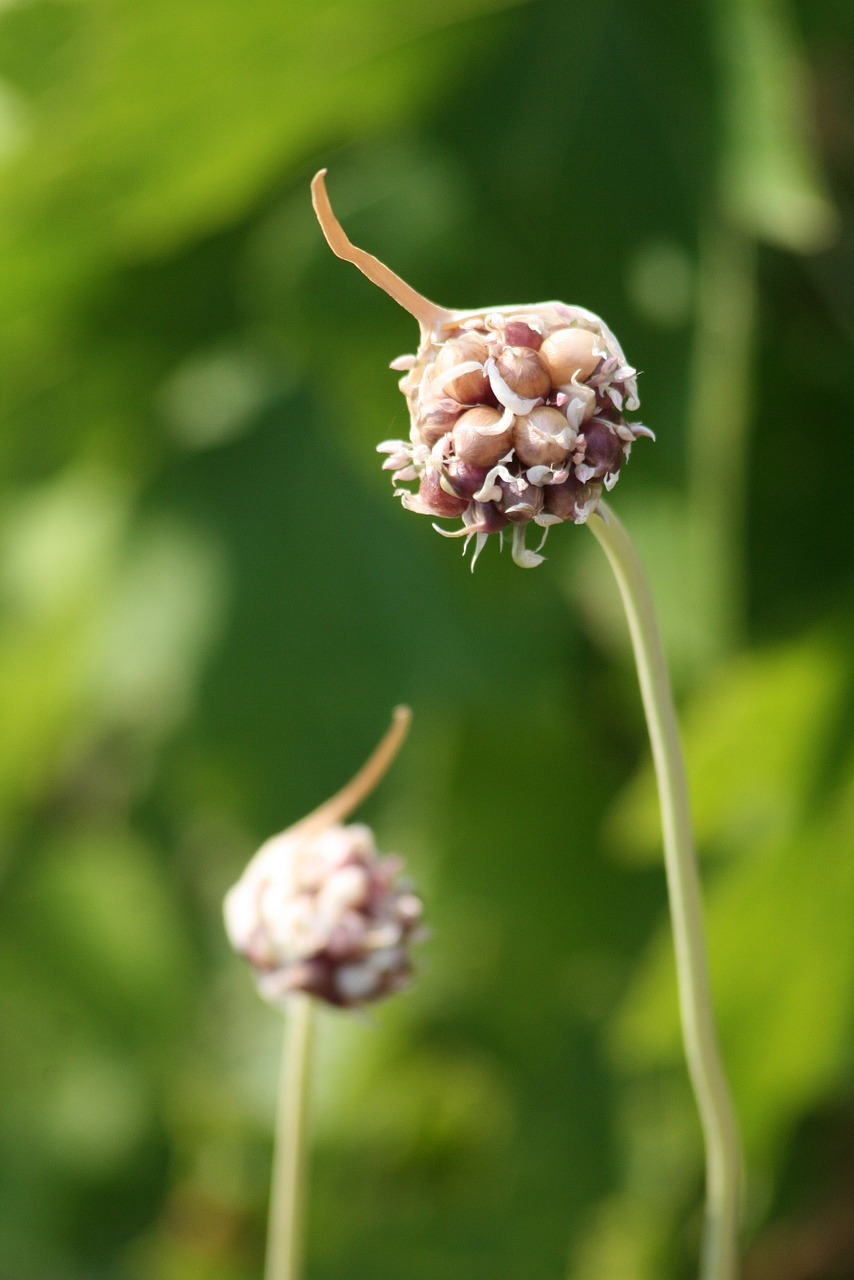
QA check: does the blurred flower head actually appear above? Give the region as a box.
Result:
[224,822,425,1008]
[223,707,423,1009]
[312,171,652,568]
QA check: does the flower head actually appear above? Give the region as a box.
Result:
[224,822,424,1007]
[312,171,653,569]
[223,707,424,1009]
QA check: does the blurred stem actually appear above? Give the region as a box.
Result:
[287,705,411,843]
[686,220,757,652]
[266,995,315,1280]
[589,503,741,1280]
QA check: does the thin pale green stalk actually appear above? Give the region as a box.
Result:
[261,707,411,1280]
[266,995,315,1280]
[588,503,741,1280]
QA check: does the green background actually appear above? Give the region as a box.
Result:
[1,0,853,1276]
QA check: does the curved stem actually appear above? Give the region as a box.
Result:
[287,704,411,843]
[311,170,452,335]
[266,995,315,1280]
[588,503,741,1280]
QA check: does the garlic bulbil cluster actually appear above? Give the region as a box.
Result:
[381,304,650,567]
[311,170,652,569]
[224,823,425,1008]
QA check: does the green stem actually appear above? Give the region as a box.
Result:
[588,503,741,1280]
[266,995,315,1280]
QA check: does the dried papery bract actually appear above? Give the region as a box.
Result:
[311,170,652,569]
[311,169,450,337]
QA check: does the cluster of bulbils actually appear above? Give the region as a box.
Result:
[309,171,651,569]
[380,304,651,568]
[224,822,425,1008]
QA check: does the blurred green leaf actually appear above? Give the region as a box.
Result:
[0,0,852,1273]
[18,827,197,1031]
[717,0,837,250]
[608,635,845,862]
[0,0,524,335]
[0,468,224,860]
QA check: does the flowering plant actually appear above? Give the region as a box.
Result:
[312,170,651,567]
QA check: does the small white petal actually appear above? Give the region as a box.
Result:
[511,524,544,569]
[469,530,489,570]
[534,524,552,553]
[473,462,513,503]
[366,945,406,974]
[431,360,484,393]
[472,404,515,436]
[377,438,408,455]
[223,880,258,952]
[336,963,379,1002]
[366,920,403,948]
[396,893,423,921]
[431,521,470,539]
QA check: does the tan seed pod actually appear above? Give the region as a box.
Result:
[540,326,602,385]
[513,406,575,467]
[494,345,551,400]
[543,473,601,522]
[417,404,459,446]
[452,406,514,466]
[578,418,626,479]
[503,318,543,349]
[498,475,544,523]
[417,469,469,516]
[443,457,490,499]
[432,334,490,403]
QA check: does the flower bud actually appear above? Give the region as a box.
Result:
[224,824,424,1008]
[224,707,422,1010]
[432,334,491,404]
[543,473,600,523]
[443,456,491,499]
[503,318,543,349]
[413,468,469,516]
[539,326,602,385]
[477,500,510,533]
[493,345,551,400]
[452,406,514,467]
[311,171,652,569]
[576,419,626,485]
[513,406,576,467]
[417,404,459,447]
[497,473,544,523]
